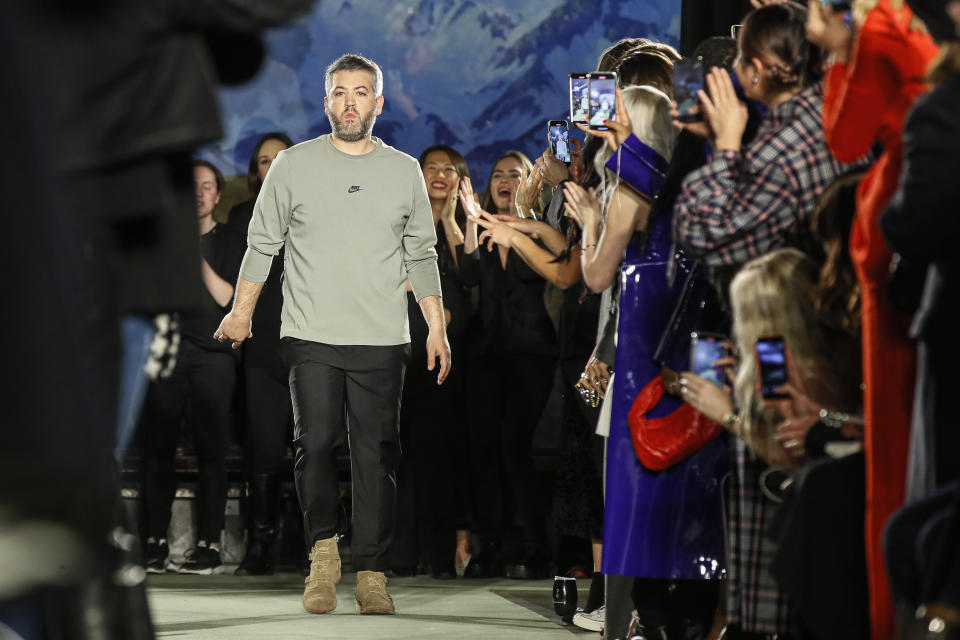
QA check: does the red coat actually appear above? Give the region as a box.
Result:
[822,2,938,636]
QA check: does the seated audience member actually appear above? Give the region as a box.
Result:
[456,151,556,579]
[140,161,244,575]
[387,145,472,579]
[226,132,296,576]
[680,248,862,638]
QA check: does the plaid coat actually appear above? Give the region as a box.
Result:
[726,439,794,634]
[674,83,857,267]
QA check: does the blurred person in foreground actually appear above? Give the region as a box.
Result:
[0,2,313,637]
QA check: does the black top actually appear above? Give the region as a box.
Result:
[458,244,557,358]
[407,267,472,362]
[558,285,600,366]
[179,224,245,355]
[881,73,960,342]
[224,199,286,367]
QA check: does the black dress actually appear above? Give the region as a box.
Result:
[458,242,558,559]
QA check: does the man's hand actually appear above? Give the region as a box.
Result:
[426,329,451,385]
[213,311,252,350]
[418,295,451,385]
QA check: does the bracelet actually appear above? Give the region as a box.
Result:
[723,410,742,435]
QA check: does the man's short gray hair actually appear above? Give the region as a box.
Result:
[325,54,384,97]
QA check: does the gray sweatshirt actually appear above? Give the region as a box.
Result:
[239,135,441,346]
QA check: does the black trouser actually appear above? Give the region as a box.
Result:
[244,364,292,475]
[281,339,409,572]
[466,351,554,555]
[140,339,235,543]
[388,345,468,571]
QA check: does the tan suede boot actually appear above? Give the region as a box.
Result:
[355,570,395,615]
[302,537,341,614]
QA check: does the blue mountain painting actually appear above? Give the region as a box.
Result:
[201,0,680,186]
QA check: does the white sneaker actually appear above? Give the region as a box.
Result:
[572,605,605,632]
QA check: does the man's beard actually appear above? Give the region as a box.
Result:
[328,107,376,143]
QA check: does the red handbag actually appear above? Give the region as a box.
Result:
[627,375,723,471]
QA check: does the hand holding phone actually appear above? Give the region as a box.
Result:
[587,72,617,130]
[673,58,704,123]
[690,332,729,387]
[756,335,789,399]
[548,120,571,164]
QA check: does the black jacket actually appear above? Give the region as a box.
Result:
[881,73,960,343]
[458,244,557,358]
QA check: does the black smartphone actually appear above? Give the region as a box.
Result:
[548,120,571,164]
[690,332,729,388]
[587,72,617,130]
[569,72,590,124]
[756,335,789,399]
[674,58,704,123]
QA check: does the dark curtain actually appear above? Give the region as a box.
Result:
[681,0,754,55]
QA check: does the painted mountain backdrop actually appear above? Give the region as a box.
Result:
[201,0,680,186]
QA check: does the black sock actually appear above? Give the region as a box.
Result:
[585,571,605,612]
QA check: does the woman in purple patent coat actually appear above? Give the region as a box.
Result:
[565,85,728,639]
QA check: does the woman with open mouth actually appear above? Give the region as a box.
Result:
[456,151,557,580]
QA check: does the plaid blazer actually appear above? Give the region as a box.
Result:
[726,439,794,634]
[674,83,857,267]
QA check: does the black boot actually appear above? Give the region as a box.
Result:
[236,473,279,576]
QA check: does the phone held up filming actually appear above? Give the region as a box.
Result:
[755,335,789,400]
[690,332,729,388]
[548,120,571,164]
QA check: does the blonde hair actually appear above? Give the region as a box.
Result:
[593,85,677,204]
[729,249,856,464]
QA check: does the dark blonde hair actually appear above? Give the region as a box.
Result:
[740,2,824,90]
[480,151,534,215]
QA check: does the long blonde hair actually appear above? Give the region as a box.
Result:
[730,249,859,464]
[593,85,677,207]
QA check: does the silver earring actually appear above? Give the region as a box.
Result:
[752,75,759,85]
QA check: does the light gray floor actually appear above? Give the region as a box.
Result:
[148,573,588,639]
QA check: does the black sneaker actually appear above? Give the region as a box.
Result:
[179,545,222,575]
[144,539,169,574]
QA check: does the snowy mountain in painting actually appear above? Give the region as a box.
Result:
[203,0,680,184]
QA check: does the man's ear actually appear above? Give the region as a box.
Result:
[376,94,385,116]
[215,192,221,206]
[323,95,329,115]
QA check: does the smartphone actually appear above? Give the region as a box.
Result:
[548,120,571,164]
[569,72,590,124]
[674,58,704,123]
[587,72,617,130]
[756,335,789,399]
[690,332,729,387]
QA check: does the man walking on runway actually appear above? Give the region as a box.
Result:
[214,53,450,616]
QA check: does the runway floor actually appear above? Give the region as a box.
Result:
[148,572,589,639]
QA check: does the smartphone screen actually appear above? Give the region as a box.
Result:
[548,121,570,164]
[690,332,728,387]
[674,58,704,123]
[587,73,617,130]
[756,336,789,399]
[569,73,589,124]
